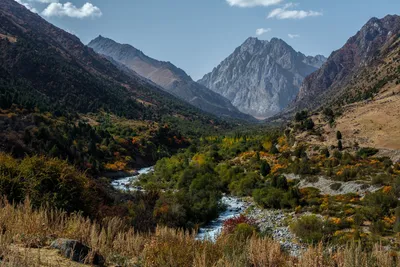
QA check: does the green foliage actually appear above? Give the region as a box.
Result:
[357,147,379,159]
[295,110,309,122]
[305,118,315,130]
[0,153,97,216]
[290,215,332,244]
[336,131,342,140]
[338,140,343,151]
[260,161,271,177]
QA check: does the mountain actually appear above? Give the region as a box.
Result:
[0,0,245,173]
[283,15,400,115]
[88,36,253,120]
[198,37,326,119]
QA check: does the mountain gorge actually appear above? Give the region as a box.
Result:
[198,37,326,119]
[88,36,253,120]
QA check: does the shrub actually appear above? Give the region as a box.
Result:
[222,215,257,235]
[357,147,379,158]
[330,183,342,191]
[0,153,96,216]
[290,215,328,244]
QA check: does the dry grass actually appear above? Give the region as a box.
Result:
[0,198,398,266]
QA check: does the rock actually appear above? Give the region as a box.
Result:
[50,238,104,266]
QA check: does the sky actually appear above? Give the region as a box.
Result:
[15,0,400,80]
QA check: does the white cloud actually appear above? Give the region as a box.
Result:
[15,0,38,13]
[288,33,300,38]
[256,28,271,36]
[42,2,102,19]
[28,0,59,3]
[268,3,322,19]
[226,0,283,7]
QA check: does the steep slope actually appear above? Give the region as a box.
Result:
[198,37,326,119]
[284,15,400,114]
[88,36,253,120]
[0,0,206,121]
[0,0,243,173]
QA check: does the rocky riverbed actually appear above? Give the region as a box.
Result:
[246,205,306,257]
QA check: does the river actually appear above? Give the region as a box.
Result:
[110,167,246,241]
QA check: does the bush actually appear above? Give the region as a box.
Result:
[0,153,97,216]
[330,183,342,191]
[222,215,257,235]
[290,215,329,244]
[357,147,379,158]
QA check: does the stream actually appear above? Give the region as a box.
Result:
[111,167,246,241]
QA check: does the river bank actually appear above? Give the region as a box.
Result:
[110,167,305,256]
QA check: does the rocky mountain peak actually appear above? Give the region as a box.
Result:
[198,37,326,119]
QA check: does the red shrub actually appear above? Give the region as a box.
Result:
[222,215,257,235]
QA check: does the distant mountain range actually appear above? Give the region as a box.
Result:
[88,36,254,121]
[198,37,326,119]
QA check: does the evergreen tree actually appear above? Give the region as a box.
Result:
[338,140,343,151]
[336,131,342,140]
[260,161,271,177]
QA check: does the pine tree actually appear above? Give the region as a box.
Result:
[338,140,343,151]
[336,131,342,140]
[260,161,271,177]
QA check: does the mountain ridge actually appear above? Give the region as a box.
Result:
[280,14,400,116]
[88,36,254,121]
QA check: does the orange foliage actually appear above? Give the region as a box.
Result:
[105,161,127,171]
[383,186,393,194]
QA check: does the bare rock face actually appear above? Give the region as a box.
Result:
[286,15,400,113]
[198,37,326,119]
[88,36,253,120]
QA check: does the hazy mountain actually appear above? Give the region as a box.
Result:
[88,36,253,120]
[198,37,326,119]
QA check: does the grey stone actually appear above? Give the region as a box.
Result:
[50,238,104,266]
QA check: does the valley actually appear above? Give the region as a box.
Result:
[0,0,400,266]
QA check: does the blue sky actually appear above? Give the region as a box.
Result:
[16,0,400,80]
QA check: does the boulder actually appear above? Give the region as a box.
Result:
[50,238,104,266]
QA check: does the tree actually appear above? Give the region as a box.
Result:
[260,161,271,177]
[305,118,315,130]
[336,131,342,140]
[338,140,343,151]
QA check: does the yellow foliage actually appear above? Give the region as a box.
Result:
[331,217,341,225]
[262,140,272,151]
[192,153,206,166]
[383,216,396,225]
[271,164,285,174]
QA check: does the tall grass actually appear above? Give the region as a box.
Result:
[0,198,398,266]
